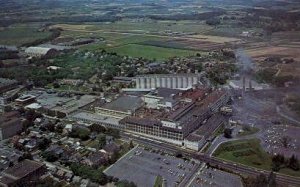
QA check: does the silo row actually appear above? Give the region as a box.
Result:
[136,75,199,89]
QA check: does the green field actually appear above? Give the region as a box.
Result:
[86,20,213,34]
[0,24,51,46]
[107,44,197,60]
[214,139,300,177]
[237,126,260,137]
[58,21,209,59]
[154,175,163,187]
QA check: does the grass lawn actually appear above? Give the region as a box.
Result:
[237,126,260,137]
[107,44,197,60]
[214,139,300,177]
[86,140,100,149]
[154,175,163,187]
[0,24,51,46]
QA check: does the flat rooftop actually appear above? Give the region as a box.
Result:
[3,159,44,179]
[101,95,143,112]
[70,112,120,126]
[0,78,17,87]
[24,90,97,114]
[196,114,225,138]
[147,88,182,98]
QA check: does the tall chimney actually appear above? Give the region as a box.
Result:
[249,80,252,91]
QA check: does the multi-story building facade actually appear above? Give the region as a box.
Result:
[0,111,23,140]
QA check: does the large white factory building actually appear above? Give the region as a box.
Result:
[135,74,202,89]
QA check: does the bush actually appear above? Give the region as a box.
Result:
[232,149,256,157]
[116,180,137,187]
[70,163,108,185]
[69,128,91,141]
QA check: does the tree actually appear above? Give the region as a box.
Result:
[224,128,232,138]
[281,136,291,148]
[41,151,59,162]
[89,124,106,133]
[206,18,221,26]
[268,171,277,187]
[256,173,268,187]
[98,134,106,149]
[53,82,60,88]
[129,140,134,149]
[69,128,91,141]
[38,138,52,151]
[18,152,33,162]
[70,163,109,185]
[106,128,120,139]
[272,154,285,171]
[116,180,137,187]
[175,151,183,158]
[288,155,300,171]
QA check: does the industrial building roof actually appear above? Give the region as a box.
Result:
[3,159,44,179]
[70,112,120,126]
[150,88,182,98]
[0,78,18,88]
[25,47,55,56]
[102,95,143,112]
[185,134,203,142]
[196,114,225,138]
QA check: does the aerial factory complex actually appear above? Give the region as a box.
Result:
[0,0,300,187]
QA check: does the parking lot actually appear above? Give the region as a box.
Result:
[262,125,300,158]
[104,146,199,187]
[190,165,243,187]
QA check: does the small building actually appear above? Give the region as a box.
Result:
[25,47,58,59]
[184,134,204,151]
[83,151,109,168]
[15,95,36,106]
[102,142,120,157]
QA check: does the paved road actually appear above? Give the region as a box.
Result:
[277,105,300,126]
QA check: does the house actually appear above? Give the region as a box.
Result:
[102,142,120,157]
[45,145,64,157]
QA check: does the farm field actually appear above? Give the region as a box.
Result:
[214,139,300,177]
[53,22,238,58]
[244,31,300,62]
[106,44,197,60]
[0,24,51,46]
[246,46,300,62]
[84,20,214,34]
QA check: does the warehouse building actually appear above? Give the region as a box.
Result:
[69,111,122,129]
[119,89,229,146]
[95,95,143,119]
[0,78,18,94]
[0,159,47,187]
[25,47,58,59]
[142,88,182,109]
